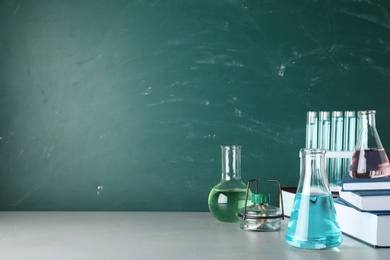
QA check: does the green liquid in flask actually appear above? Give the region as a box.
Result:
[208,188,247,223]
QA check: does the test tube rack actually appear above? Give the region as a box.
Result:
[305,111,357,187]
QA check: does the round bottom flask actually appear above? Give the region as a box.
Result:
[208,145,249,223]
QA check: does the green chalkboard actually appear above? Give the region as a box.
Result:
[0,0,389,211]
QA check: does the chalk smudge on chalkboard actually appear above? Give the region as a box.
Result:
[278,63,286,76]
[237,124,295,145]
[146,97,184,107]
[44,146,55,158]
[13,4,21,16]
[77,57,96,66]
[11,180,49,207]
[142,87,152,96]
[338,7,390,30]
[235,108,243,118]
[170,81,191,88]
[200,99,210,106]
[183,122,216,140]
[17,149,24,159]
[97,186,104,196]
[228,96,239,104]
[185,133,217,140]
[231,109,261,126]
[224,61,243,67]
[365,57,373,64]
[195,54,243,67]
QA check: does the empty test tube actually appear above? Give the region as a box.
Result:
[306,112,318,148]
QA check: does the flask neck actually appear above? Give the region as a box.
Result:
[297,148,330,195]
[368,111,376,127]
[356,110,383,149]
[221,145,242,181]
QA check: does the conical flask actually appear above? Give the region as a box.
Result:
[286,149,342,249]
[350,110,390,178]
[208,145,249,223]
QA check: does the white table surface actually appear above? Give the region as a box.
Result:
[0,212,387,260]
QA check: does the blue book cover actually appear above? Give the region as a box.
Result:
[340,172,390,191]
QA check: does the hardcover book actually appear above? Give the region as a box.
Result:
[340,172,390,191]
[339,189,390,212]
[334,199,390,248]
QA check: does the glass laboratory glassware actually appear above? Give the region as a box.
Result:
[286,149,342,249]
[343,111,356,174]
[318,111,331,187]
[238,179,283,232]
[329,111,344,186]
[306,112,318,148]
[318,111,330,150]
[350,110,390,178]
[208,145,249,223]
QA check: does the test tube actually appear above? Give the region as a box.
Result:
[342,111,356,174]
[306,112,318,148]
[318,112,331,150]
[318,112,331,181]
[330,111,344,186]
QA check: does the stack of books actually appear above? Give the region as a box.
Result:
[335,173,390,247]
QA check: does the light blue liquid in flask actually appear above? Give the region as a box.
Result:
[286,149,342,249]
